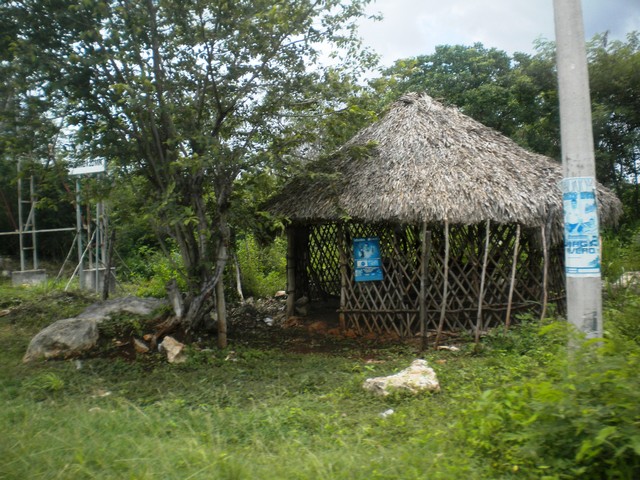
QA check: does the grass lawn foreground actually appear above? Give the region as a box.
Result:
[1,280,640,479]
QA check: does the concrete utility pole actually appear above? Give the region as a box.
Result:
[553,0,602,338]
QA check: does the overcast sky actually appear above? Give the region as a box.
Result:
[358,0,640,67]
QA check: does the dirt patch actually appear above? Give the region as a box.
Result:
[85,296,459,361]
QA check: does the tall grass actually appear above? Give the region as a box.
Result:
[1,280,640,479]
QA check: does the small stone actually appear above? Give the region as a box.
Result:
[159,336,186,363]
[363,359,440,396]
[133,338,150,353]
[436,345,460,352]
[379,409,395,418]
[294,296,309,306]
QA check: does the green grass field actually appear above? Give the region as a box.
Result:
[1,281,639,479]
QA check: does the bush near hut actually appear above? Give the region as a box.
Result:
[236,234,287,299]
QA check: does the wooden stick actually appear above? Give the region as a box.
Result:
[505,224,521,331]
[475,220,491,344]
[540,224,549,321]
[435,220,449,347]
[337,223,348,331]
[286,226,296,318]
[419,224,432,350]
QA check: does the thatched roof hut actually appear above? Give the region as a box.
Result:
[271,92,620,229]
[268,92,622,343]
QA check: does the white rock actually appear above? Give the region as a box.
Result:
[23,318,99,362]
[159,336,186,363]
[133,338,150,353]
[436,345,460,352]
[363,359,440,396]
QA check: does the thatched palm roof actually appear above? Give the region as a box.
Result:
[269,92,622,230]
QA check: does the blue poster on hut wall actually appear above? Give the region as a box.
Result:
[354,237,383,282]
[561,177,601,277]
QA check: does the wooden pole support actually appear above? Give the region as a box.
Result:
[505,224,521,331]
[475,220,491,344]
[435,220,449,347]
[286,226,296,318]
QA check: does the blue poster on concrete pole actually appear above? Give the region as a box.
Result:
[353,237,383,282]
[561,177,601,277]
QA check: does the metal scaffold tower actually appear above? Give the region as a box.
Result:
[66,162,114,293]
[1,158,75,285]
[17,159,39,272]
[1,159,113,292]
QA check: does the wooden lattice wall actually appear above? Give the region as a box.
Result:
[288,221,565,337]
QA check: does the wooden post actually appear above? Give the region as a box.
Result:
[435,220,449,347]
[101,229,116,300]
[216,267,227,349]
[338,223,348,331]
[419,224,432,351]
[540,224,549,321]
[505,224,521,331]
[475,220,491,344]
[216,214,230,349]
[286,226,296,318]
[232,252,244,302]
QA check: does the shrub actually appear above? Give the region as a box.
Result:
[602,225,640,283]
[127,245,187,298]
[235,234,286,298]
[459,328,640,479]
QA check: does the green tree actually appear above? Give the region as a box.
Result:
[4,0,376,339]
[0,2,68,251]
[369,43,560,156]
[368,36,639,222]
[589,32,640,218]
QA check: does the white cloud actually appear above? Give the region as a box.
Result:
[359,0,640,67]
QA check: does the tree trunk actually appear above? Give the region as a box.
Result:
[180,209,231,343]
[232,251,244,302]
[101,229,116,301]
[216,251,228,349]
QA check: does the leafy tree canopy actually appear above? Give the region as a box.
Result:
[1,0,378,334]
[368,34,639,221]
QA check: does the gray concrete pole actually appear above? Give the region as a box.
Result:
[553,0,602,338]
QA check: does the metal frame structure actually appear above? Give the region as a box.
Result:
[0,159,109,292]
[0,158,75,279]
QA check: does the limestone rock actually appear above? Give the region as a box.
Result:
[77,296,167,323]
[133,338,150,353]
[23,296,168,362]
[294,296,309,317]
[23,318,99,362]
[159,336,186,363]
[363,359,440,396]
